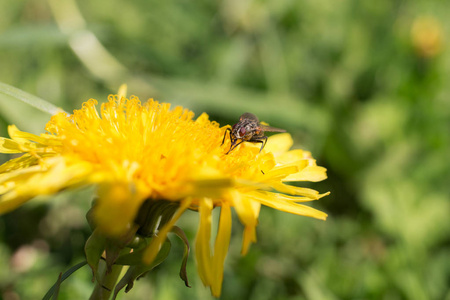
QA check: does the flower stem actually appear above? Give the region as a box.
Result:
[89,257,126,300]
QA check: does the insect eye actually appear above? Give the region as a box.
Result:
[239,127,246,136]
[232,124,237,131]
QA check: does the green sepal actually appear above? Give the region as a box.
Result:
[112,239,172,300]
[85,203,97,231]
[127,235,148,249]
[104,227,138,273]
[114,238,152,266]
[84,229,106,283]
[171,226,191,287]
[135,200,179,237]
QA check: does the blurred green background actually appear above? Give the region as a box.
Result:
[0,0,449,299]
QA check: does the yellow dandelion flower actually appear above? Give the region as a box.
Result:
[411,16,443,58]
[0,94,329,297]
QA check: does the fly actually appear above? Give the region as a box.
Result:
[222,112,286,154]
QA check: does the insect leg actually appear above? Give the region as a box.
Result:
[226,139,244,154]
[250,136,267,152]
[221,128,232,145]
[259,136,268,152]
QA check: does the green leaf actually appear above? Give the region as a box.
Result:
[0,81,61,116]
[42,261,88,300]
[51,273,62,300]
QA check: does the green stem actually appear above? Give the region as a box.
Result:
[89,257,127,300]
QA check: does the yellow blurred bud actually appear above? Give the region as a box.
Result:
[411,16,444,58]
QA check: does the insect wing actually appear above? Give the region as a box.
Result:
[259,124,286,133]
[239,112,259,123]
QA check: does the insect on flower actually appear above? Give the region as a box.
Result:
[222,112,286,154]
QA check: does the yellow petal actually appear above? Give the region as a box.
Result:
[230,191,260,255]
[0,192,30,215]
[9,125,51,145]
[283,166,328,182]
[263,165,299,179]
[117,84,127,99]
[241,225,257,256]
[231,191,260,229]
[259,191,330,203]
[211,202,232,297]
[275,149,306,165]
[93,181,146,236]
[0,137,23,153]
[247,191,328,220]
[0,157,92,214]
[0,163,43,184]
[271,182,323,199]
[263,133,293,154]
[259,153,276,173]
[0,155,39,174]
[195,198,213,286]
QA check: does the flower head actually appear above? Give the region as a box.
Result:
[411,16,443,58]
[0,94,329,296]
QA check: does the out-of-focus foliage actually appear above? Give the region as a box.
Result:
[0,0,449,299]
